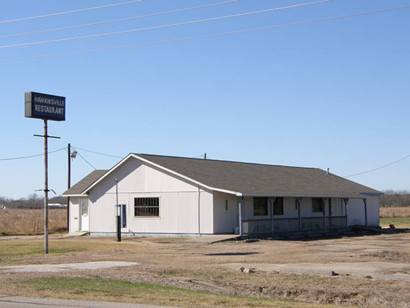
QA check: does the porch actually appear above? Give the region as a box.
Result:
[238,196,368,236]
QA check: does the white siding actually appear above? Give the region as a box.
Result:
[347,197,379,227]
[213,192,238,234]
[87,157,214,234]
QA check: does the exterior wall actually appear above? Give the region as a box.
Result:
[347,197,380,227]
[87,157,214,235]
[213,192,238,234]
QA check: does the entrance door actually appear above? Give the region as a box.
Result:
[80,200,89,232]
[121,204,127,230]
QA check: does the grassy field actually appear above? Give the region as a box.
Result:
[379,206,410,227]
[2,235,410,307]
[15,277,329,308]
[380,217,410,228]
[0,209,67,236]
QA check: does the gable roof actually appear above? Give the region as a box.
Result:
[135,154,381,198]
[64,170,107,196]
[64,154,381,198]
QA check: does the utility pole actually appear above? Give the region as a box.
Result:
[43,120,49,254]
[115,179,121,242]
[25,91,66,255]
[67,143,71,232]
[34,120,60,254]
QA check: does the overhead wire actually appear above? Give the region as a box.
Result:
[7,3,410,62]
[0,147,66,161]
[76,151,97,170]
[0,0,240,39]
[0,0,144,25]
[73,146,122,159]
[345,154,410,178]
[0,0,331,50]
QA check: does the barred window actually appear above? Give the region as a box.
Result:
[134,197,159,217]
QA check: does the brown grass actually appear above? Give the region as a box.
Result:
[380,206,410,218]
[0,209,67,236]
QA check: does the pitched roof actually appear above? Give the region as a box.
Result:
[136,154,381,198]
[63,170,107,196]
[64,154,381,198]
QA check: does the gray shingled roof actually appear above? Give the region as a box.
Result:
[63,170,107,195]
[137,154,381,198]
[64,154,381,198]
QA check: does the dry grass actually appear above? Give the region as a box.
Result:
[380,206,410,218]
[0,209,67,236]
[2,235,410,307]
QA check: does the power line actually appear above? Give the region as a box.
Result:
[76,151,97,170]
[0,0,143,25]
[345,154,410,178]
[0,0,330,50]
[73,146,122,159]
[0,147,66,161]
[10,3,410,62]
[0,0,239,39]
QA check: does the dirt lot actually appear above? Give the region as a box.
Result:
[1,232,410,307]
[0,209,67,235]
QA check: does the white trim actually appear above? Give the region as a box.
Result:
[82,154,242,197]
[63,194,87,197]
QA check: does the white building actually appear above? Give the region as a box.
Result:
[63,154,381,236]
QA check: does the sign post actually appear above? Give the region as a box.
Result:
[25,92,66,254]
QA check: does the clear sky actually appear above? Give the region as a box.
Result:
[1,0,409,199]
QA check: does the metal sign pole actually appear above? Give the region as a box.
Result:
[43,119,49,254]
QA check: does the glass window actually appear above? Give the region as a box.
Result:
[134,197,159,217]
[253,197,268,216]
[273,197,284,215]
[312,198,324,213]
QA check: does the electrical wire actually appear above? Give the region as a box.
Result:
[73,146,122,159]
[0,0,143,25]
[76,151,97,170]
[0,147,66,161]
[9,3,410,62]
[0,0,330,50]
[345,154,410,178]
[0,0,239,39]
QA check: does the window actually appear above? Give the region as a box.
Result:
[225,200,229,211]
[253,197,268,216]
[312,198,324,213]
[134,197,159,217]
[273,197,284,215]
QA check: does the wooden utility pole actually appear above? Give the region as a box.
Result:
[43,120,49,254]
[67,143,71,232]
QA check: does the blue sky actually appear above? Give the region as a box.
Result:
[0,0,409,198]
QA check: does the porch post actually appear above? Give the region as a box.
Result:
[270,197,276,235]
[328,198,332,229]
[238,197,243,237]
[363,198,368,226]
[343,198,349,227]
[297,198,301,232]
[323,198,326,231]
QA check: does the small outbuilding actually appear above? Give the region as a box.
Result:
[63,154,381,236]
